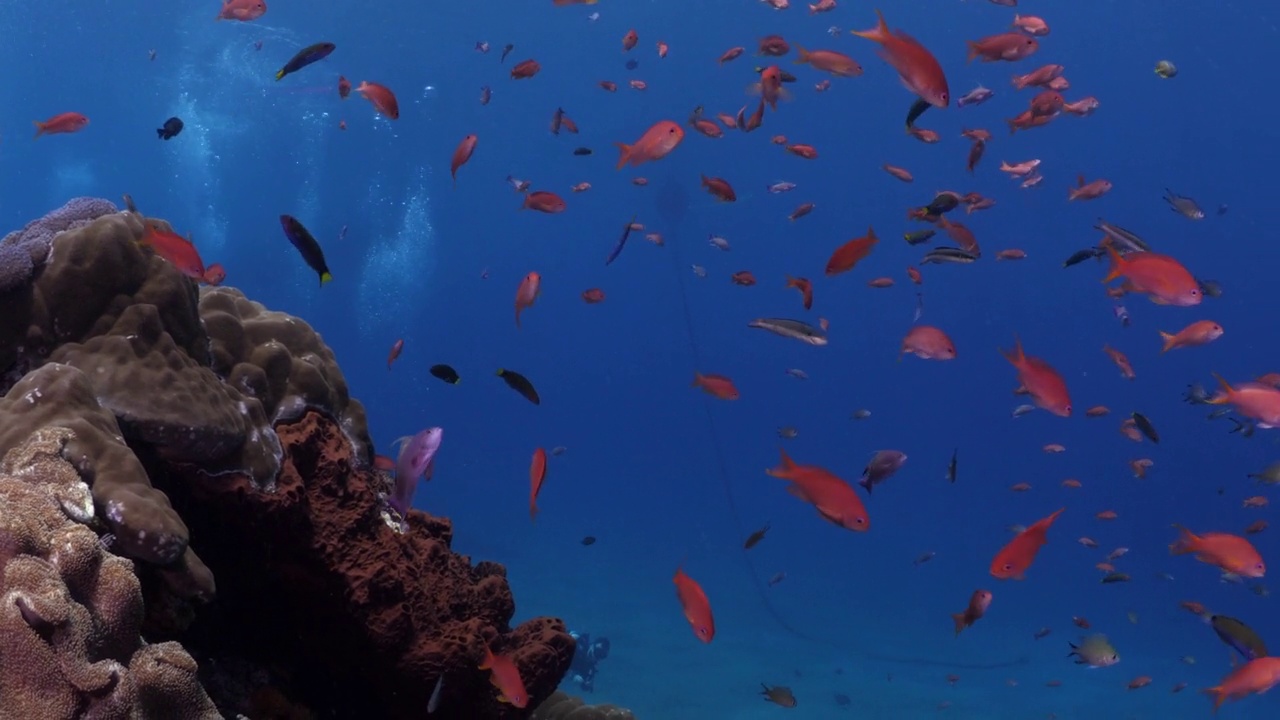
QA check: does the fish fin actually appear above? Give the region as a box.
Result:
[1100,244,1125,283]
[1159,331,1176,353]
[951,613,966,636]
[1169,524,1198,555]
[275,70,286,81]
[32,120,45,139]
[965,41,980,63]
[613,141,632,170]
[793,44,810,65]
[1207,373,1234,405]
[850,8,889,43]
[319,271,333,285]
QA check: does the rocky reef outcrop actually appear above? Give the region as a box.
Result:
[0,198,574,719]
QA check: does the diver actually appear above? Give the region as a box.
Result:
[564,630,610,692]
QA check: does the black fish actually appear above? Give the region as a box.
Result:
[905,97,931,128]
[903,229,935,245]
[156,117,184,140]
[625,59,639,70]
[278,215,332,284]
[497,368,540,405]
[580,536,596,546]
[501,44,514,63]
[1131,412,1160,443]
[605,213,636,266]
[1063,248,1101,268]
[573,147,593,156]
[923,192,960,216]
[743,523,770,550]
[429,364,461,384]
[946,448,958,483]
[276,42,336,81]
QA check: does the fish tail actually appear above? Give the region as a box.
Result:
[614,141,632,170]
[319,271,333,285]
[1100,244,1126,283]
[32,120,45,139]
[966,41,980,63]
[1159,331,1176,353]
[951,613,966,637]
[275,70,286,81]
[1206,372,1234,405]
[793,44,809,65]
[766,448,796,479]
[1169,525,1198,555]
[1202,686,1227,713]
[690,372,702,388]
[999,335,1024,367]
[850,8,889,43]
[529,501,538,523]
[858,475,872,493]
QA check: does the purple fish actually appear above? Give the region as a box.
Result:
[859,450,908,493]
[391,427,443,515]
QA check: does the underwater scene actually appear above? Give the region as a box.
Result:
[1,0,1279,718]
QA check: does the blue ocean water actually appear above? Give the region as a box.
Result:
[5,1,1280,718]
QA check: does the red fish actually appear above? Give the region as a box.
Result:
[514,271,541,328]
[215,0,266,22]
[990,508,1065,579]
[673,566,715,643]
[451,134,477,186]
[700,175,736,202]
[1001,337,1071,417]
[692,372,738,400]
[521,191,566,213]
[825,227,879,276]
[337,76,351,99]
[785,276,813,310]
[529,447,547,521]
[766,449,870,532]
[851,10,950,107]
[615,120,685,169]
[355,81,399,119]
[479,645,528,708]
[1207,374,1280,429]
[1204,657,1280,712]
[201,263,226,286]
[900,326,956,360]
[1100,246,1201,306]
[1170,525,1266,577]
[386,338,404,369]
[138,220,207,280]
[952,590,993,636]
[33,112,89,138]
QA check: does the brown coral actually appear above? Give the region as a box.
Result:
[164,411,574,719]
[0,426,220,720]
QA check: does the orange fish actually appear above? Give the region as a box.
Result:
[615,120,685,169]
[1159,320,1224,352]
[967,33,1039,63]
[622,29,638,51]
[581,288,605,303]
[1001,337,1072,417]
[750,65,790,111]
[825,227,879,276]
[510,59,541,79]
[355,81,399,119]
[719,47,746,65]
[673,566,715,643]
[215,0,266,22]
[1101,246,1202,306]
[785,143,818,159]
[794,45,863,77]
[851,9,950,107]
[1103,345,1136,380]
[1068,175,1112,201]
[201,263,227,286]
[692,372,739,400]
[451,134,477,187]
[479,645,529,708]
[139,220,207,280]
[33,112,89,138]
[514,271,541,328]
[700,175,736,202]
[521,191,566,213]
[338,76,351,99]
[883,164,914,182]
[386,338,404,369]
[900,325,956,360]
[990,508,1064,579]
[1170,525,1265,577]
[952,589,993,636]
[1207,373,1280,428]
[766,448,870,532]
[529,447,547,521]
[785,276,813,310]
[1205,657,1280,712]
[731,271,756,286]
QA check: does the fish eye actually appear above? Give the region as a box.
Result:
[1002,563,1013,572]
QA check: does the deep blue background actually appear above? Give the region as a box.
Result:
[4,1,1279,717]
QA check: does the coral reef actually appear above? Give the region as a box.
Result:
[532,691,638,720]
[0,426,220,718]
[0,199,572,718]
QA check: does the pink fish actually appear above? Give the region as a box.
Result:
[391,427,443,514]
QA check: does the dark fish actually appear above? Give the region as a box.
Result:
[580,536,596,546]
[1217,203,1229,216]
[946,448,957,483]
[912,551,935,566]
[278,215,332,284]
[921,247,978,265]
[1131,412,1160,443]
[1063,248,1102,268]
[429,364,461,384]
[501,44,514,63]
[479,86,491,105]
[275,42,336,81]
[1101,572,1131,584]
[156,116,184,140]
[903,229,935,245]
[1093,220,1150,253]
[1163,188,1205,220]
[923,192,961,216]
[1210,615,1268,660]
[1198,279,1223,298]
[747,318,828,346]
[605,214,637,266]
[905,97,931,127]
[573,147,593,156]
[121,194,138,213]
[625,59,639,70]
[744,523,770,550]
[497,368,540,405]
